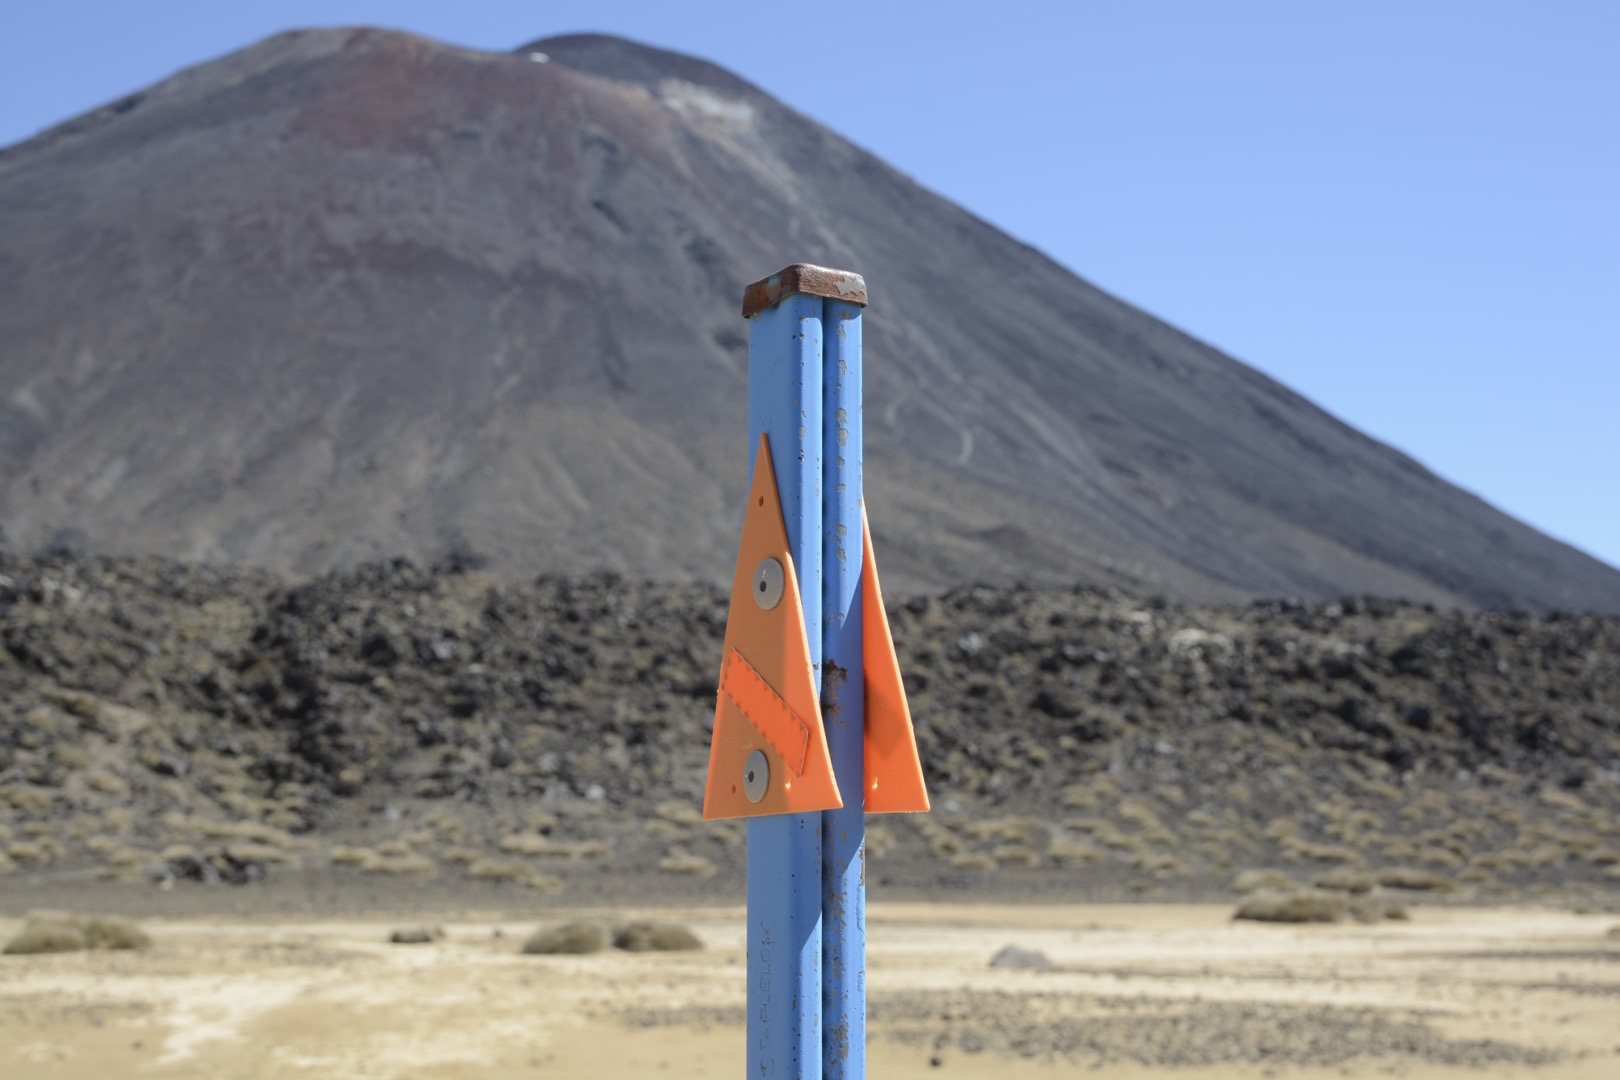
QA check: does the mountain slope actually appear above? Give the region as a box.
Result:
[1,27,1616,609]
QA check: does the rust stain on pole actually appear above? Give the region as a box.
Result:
[742,264,867,318]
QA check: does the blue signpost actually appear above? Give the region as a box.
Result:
[714,264,923,1079]
[745,288,828,1079]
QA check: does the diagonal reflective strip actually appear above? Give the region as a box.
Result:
[720,647,810,776]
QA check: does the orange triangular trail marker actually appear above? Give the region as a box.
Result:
[703,436,844,820]
[861,510,930,814]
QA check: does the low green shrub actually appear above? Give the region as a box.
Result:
[1231,868,1294,894]
[612,922,703,952]
[4,912,151,954]
[1378,867,1455,892]
[1314,867,1376,894]
[523,921,605,955]
[657,848,716,877]
[1234,888,1346,924]
[81,916,152,950]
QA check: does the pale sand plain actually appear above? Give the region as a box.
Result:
[0,903,1616,1079]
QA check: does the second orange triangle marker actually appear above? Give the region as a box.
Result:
[861,510,931,814]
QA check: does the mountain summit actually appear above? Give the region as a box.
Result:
[1,28,1616,609]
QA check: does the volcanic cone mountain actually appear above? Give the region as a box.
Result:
[1,28,1616,609]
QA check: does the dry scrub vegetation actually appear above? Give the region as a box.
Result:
[522,919,704,954]
[3,911,150,954]
[2,556,1618,904]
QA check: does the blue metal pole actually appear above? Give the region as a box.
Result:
[746,292,824,1080]
[821,298,866,1078]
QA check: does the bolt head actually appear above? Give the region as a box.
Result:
[752,558,784,610]
[743,749,769,803]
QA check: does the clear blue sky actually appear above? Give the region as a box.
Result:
[4,2,1616,571]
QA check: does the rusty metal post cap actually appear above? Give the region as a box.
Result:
[741,263,867,318]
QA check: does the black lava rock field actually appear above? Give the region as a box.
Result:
[2,553,1618,907]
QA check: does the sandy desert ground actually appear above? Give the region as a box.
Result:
[0,903,1616,1079]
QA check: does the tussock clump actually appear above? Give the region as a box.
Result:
[424,812,466,842]
[327,845,432,875]
[653,801,703,827]
[500,834,611,859]
[1119,801,1175,844]
[1417,846,1465,869]
[6,840,51,864]
[950,852,997,872]
[646,821,682,840]
[555,838,610,860]
[1047,834,1103,866]
[1345,893,1407,923]
[81,917,152,950]
[366,853,436,876]
[466,858,562,892]
[1378,867,1455,892]
[467,857,530,881]
[612,922,703,952]
[3,916,85,954]
[1232,868,1295,894]
[1059,783,1100,810]
[224,843,299,866]
[526,873,564,894]
[498,833,561,856]
[103,846,155,868]
[1263,817,1300,842]
[1132,850,1188,875]
[921,821,965,857]
[523,921,605,955]
[1283,838,1365,865]
[389,926,446,944]
[1234,888,1346,924]
[657,848,716,877]
[993,844,1040,867]
[965,817,1034,844]
[1315,867,1376,893]
[2,785,54,814]
[4,912,151,954]
[179,817,297,848]
[865,824,898,859]
[85,769,128,795]
[329,845,375,865]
